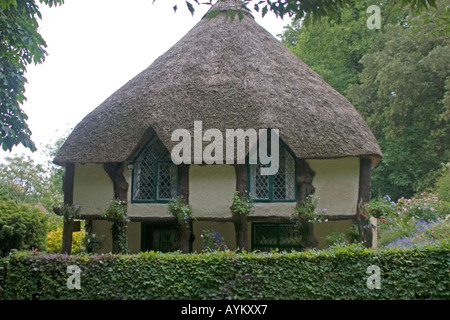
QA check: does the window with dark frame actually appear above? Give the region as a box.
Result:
[252,222,303,252]
[132,137,178,202]
[249,146,296,202]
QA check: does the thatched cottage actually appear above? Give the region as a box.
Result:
[54,0,382,253]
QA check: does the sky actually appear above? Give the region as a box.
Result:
[0,0,292,165]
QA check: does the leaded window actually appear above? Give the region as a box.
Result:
[249,146,296,201]
[252,223,303,251]
[132,138,178,202]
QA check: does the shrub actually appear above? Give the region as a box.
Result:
[46,224,86,254]
[1,242,448,300]
[201,230,228,252]
[102,199,129,254]
[291,195,328,226]
[386,217,450,248]
[365,193,450,247]
[168,196,192,224]
[0,199,48,257]
[230,191,254,216]
[324,232,347,247]
[396,193,449,222]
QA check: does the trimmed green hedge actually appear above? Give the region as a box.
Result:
[1,242,449,300]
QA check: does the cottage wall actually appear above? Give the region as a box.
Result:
[72,157,362,253]
[307,157,360,217]
[189,164,236,217]
[73,158,360,218]
[73,163,113,216]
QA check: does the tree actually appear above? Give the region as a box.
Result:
[0,0,64,152]
[280,0,408,96]
[0,198,48,257]
[347,0,449,200]
[0,132,66,211]
[0,154,63,211]
[168,0,437,23]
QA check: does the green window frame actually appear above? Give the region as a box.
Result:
[247,142,298,202]
[131,137,179,203]
[251,222,303,252]
[141,221,193,253]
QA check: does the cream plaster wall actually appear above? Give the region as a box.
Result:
[189,164,236,218]
[307,157,360,217]
[74,157,363,253]
[73,158,360,220]
[73,163,113,216]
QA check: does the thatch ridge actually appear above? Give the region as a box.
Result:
[54,0,382,166]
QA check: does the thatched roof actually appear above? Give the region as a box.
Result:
[54,0,382,166]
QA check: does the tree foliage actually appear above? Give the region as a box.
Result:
[0,199,48,257]
[281,0,449,200]
[0,133,65,211]
[280,0,416,95]
[169,0,437,23]
[0,154,63,211]
[348,1,449,200]
[0,0,64,152]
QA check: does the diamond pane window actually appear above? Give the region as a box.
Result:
[132,138,178,202]
[249,146,296,202]
[252,223,303,252]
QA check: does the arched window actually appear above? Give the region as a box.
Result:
[248,144,297,202]
[132,137,178,202]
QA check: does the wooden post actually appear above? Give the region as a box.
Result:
[60,163,75,254]
[103,163,129,202]
[178,164,191,253]
[356,158,373,248]
[103,163,129,254]
[295,158,318,249]
[233,164,249,251]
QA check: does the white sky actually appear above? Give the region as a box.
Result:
[0,0,291,165]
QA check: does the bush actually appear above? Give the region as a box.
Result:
[0,199,48,257]
[1,242,448,300]
[201,230,228,252]
[386,218,450,249]
[324,232,347,247]
[365,193,450,247]
[46,224,86,254]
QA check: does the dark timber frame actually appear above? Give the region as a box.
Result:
[295,158,319,248]
[177,163,191,253]
[356,158,373,247]
[233,163,249,251]
[60,163,75,254]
